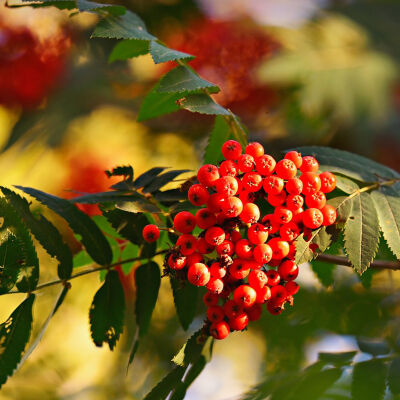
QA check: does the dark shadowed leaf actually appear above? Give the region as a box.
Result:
[134,167,168,188]
[0,234,22,294]
[388,357,400,395]
[356,338,390,355]
[318,351,357,366]
[143,170,190,193]
[143,366,186,400]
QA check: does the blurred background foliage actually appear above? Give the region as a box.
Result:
[0,0,399,398]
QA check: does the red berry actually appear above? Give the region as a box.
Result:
[284,151,302,168]
[176,234,197,255]
[255,285,272,303]
[203,292,219,306]
[233,285,257,307]
[245,142,264,158]
[219,160,238,177]
[278,260,299,281]
[186,252,204,265]
[216,176,239,196]
[210,321,230,340]
[321,204,337,226]
[305,191,326,209]
[239,190,256,204]
[266,270,281,286]
[247,303,263,321]
[240,203,260,224]
[205,226,226,246]
[229,312,249,331]
[174,211,196,234]
[279,222,301,242]
[142,224,160,243]
[253,243,273,264]
[275,159,297,180]
[300,172,321,196]
[286,194,304,211]
[248,269,268,290]
[292,207,304,224]
[221,196,243,218]
[188,184,209,206]
[207,193,226,213]
[207,305,225,322]
[230,230,242,242]
[267,192,287,207]
[248,223,269,244]
[206,278,224,294]
[300,156,319,173]
[261,214,280,234]
[229,258,251,280]
[285,178,303,195]
[274,206,293,224]
[270,285,287,305]
[319,171,337,193]
[195,208,217,229]
[268,238,290,259]
[216,240,234,256]
[196,237,215,254]
[197,164,220,187]
[168,254,186,270]
[303,208,324,229]
[224,300,244,318]
[255,154,275,175]
[238,154,255,172]
[187,263,210,286]
[263,175,284,195]
[210,262,227,278]
[285,281,300,296]
[242,172,263,192]
[235,239,253,259]
[222,140,242,160]
[266,301,284,315]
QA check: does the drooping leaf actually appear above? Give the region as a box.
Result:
[179,94,230,115]
[344,192,380,273]
[89,270,125,350]
[0,294,35,388]
[0,198,39,292]
[135,262,160,337]
[134,167,169,189]
[143,366,186,400]
[295,146,400,182]
[157,66,219,94]
[203,115,232,165]
[72,191,147,205]
[356,338,390,356]
[137,82,182,121]
[388,357,400,395]
[0,234,22,294]
[371,186,400,260]
[311,260,336,287]
[91,10,156,40]
[105,165,134,182]
[170,277,199,330]
[318,351,357,366]
[116,200,160,213]
[334,174,360,194]
[109,39,149,63]
[327,195,354,226]
[351,359,388,400]
[1,188,73,279]
[143,169,190,193]
[154,189,187,202]
[77,0,126,15]
[358,267,379,289]
[16,186,112,266]
[150,41,194,64]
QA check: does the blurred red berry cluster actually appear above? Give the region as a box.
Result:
[0,19,70,109]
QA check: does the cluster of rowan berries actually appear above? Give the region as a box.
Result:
[142,141,337,340]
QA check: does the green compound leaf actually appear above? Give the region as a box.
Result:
[371,186,400,260]
[388,357,400,395]
[344,192,380,273]
[135,262,160,337]
[157,66,219,94]
[134,167,169,189]
[1,188,73,279]
[295,146,400,182]
[77,0,126,15]
[179,94,230,115]
[143,169,190,193]
[138,82,182,121]
[91,10,156,40]
[0,294,35,388]
[150,41,194,64]
[109,39,149,63]
[334,174,360,194]
[351,359,388,400]
[203,115,232,165]
[0,198,39,292]
[89,270,125,350]
[170,277,200,330]
[0,234,22,294]
[16,186,112,266]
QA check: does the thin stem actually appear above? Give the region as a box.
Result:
[4,249,168,296]
[315,253,400,270]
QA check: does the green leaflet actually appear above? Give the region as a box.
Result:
[0,198,39,292]
[344,192,380,273]
[2,188,73,279]
[77,0,126,15]
[109,39,149,63]
[16,186,112,266]
[179,94,230,115]
[203,116,232,165]
[371,186,400,259]
[157,66,219,94]
[143,169,190,193]
[150,41,194,64]
[0,295,35,388]
[388,358,400,395]
[89,270,125,350]
[91,10,156,40]
[0,234,22,294]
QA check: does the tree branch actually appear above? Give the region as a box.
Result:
[315,253,400,270]
[4,249,168,295]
